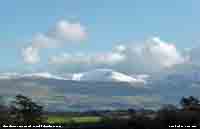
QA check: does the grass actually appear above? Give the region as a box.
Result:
[47,115,102,124]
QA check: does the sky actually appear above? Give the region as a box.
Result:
[0,0,200,74]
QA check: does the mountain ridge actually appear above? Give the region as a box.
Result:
[0,69,147,84]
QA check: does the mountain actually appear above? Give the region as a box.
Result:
[0,69,147,84]
[0,73,20,79]
[146,63,200,105]
[1,66,200,112]
[0,69,152,112]
[72,69,147,84]
[154,63,200,82]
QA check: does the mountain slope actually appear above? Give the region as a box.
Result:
[72,69,147,83]
[0,72,67,80]
[0,69,147,84]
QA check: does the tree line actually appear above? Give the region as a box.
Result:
[1,94,200,129]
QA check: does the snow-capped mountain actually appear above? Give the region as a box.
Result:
[0,69,152,112]
[0,69,147,84]
[71,69,147,83]
[1,65,200,111]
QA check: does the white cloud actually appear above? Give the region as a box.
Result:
[31,33,59,49]
[22,20,87,64]
[49,37,186,74]
[22,33,57,64]
[48,20,87,41]
[116,37,186,73]
[22,46,40,64]
[125,37,185,68]
[113,44,126,52]
[146,37,185,67]
[49,53,90,65]
[94,52,125,65]
[49,52,125,66]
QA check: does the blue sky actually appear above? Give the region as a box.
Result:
[0,0,200,73]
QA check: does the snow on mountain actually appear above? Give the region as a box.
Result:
[0,73,20,79]
[131,74,150,83]
[72,69,147,83]
[21,72,67,80]
[0,69,148,84]
[0,72,67,80]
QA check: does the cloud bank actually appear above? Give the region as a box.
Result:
[22,19,193,74]
[49,37,186,74]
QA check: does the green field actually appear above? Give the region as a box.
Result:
[47,116,102,124]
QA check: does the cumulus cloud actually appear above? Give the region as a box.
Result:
[49,52,125,66]
[48,20,87,41]
[49,37,186,74]
[22,20,87,64]
[22,33,57,64]
[115,37,186,73]
[23,19,185,74]
[145,37,185,67]
[120,37,185,72]
[113,44,126,52]
[22,46,40,64]
[30,33,59,49]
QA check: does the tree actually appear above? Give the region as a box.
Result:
[156,104,178,127]
[10,94,45,124]
[179,96,200,124]
[180,96,199,110]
